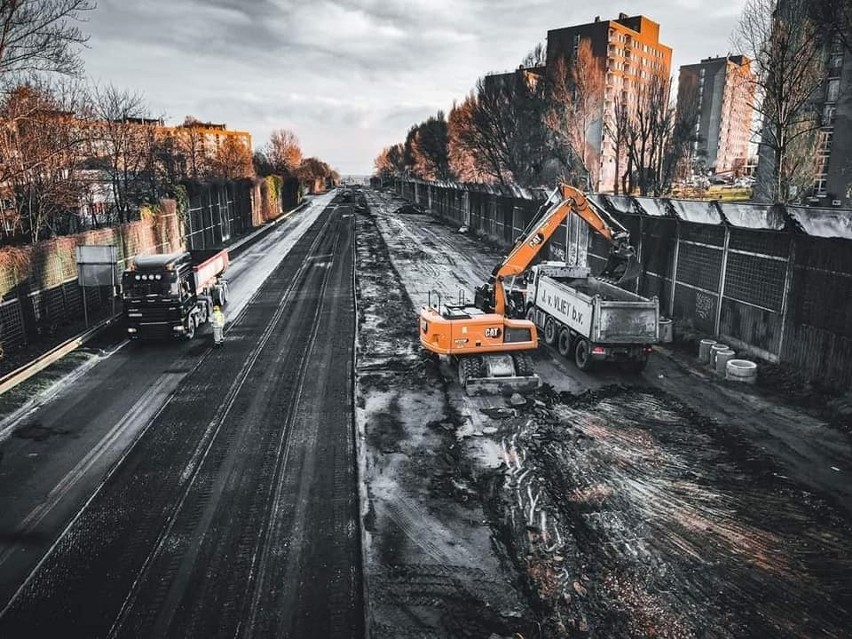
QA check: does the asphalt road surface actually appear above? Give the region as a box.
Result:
[0,196,363,638]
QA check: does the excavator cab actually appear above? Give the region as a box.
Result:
[474,280,526,318]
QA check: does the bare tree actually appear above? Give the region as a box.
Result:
[373,143,405,180]
[664,80,701,189]
[734,0,827,202]
[521,42,546,68]
[448,96,487,182]
[456,71,549,186]
[211,136,254,180]
[809,0,852,53]
[90,84,156,222]
[265,128,302,175]
[176,116,211,180]
[618,74,684,196]
[0,0,96,78]
[545,41,604,188]
[0,81,90,242]
[409,112,452,181]
[298,156,336,191]
[603,96,632,195]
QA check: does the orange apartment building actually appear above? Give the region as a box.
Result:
[546,13,672,192]
[677,55,754,176]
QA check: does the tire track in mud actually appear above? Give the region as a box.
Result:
[355,193,534,637]
[490,384,852,638]
[364,188,852,638]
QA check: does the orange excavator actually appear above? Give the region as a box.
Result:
[418,184,640,394]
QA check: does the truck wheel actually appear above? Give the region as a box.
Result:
[557,329,572,357]
[213,285,226,306]
[544,318,558,345]
[512,352,534,376]
[525,306,536,325]
[185,318,196,340]
[574,339,594,371]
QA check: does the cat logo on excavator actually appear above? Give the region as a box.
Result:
[528,232,545,248]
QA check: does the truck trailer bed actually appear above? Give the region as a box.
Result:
[551,276,645,302]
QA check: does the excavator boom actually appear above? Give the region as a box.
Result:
[487,185,640,315]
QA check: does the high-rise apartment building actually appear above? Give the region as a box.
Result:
[677,56,754,176]
[547,13,672,192]
[811,36,850,206]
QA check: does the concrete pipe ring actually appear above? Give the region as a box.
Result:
[710,343,729,366]
[715,349,736,374]
[698,338,717,363]
[726,359,758,384]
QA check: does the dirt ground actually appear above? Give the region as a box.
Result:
[355,189,852,638]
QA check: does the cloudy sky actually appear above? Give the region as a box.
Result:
[81,0,747,175]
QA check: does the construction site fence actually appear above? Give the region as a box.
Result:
[0,176,301,362]
[394,178,852,389]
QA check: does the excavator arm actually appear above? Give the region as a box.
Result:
[483,184,639,316]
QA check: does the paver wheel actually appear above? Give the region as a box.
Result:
[557,329,572,357]
[544,318,558,345]
[574,339,594,371]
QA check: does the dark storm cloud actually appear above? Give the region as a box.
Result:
[81,0,747,174]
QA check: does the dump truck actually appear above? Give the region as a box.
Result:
[122,249,229,340]
[522,262,659,372]
[419,184,641,393]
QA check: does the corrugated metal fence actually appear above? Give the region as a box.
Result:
[397,178,852,388]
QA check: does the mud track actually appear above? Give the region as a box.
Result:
[361,188,852,638]
[355,196,535,637]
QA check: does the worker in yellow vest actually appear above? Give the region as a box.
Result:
[211,305,225,346]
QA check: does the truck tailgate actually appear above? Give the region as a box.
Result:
[595,301,658,343]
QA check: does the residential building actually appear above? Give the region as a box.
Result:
[677,55,754,176]
[812,36,851,206]
[546,13,672,192]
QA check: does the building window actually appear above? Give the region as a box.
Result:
[823,104,837,126]
[826,79,840,103]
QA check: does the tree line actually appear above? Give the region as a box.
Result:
[375,40,700,196]
[0,0,337,245]
[376,0,851,203]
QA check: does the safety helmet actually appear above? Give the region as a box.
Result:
[213,305,220,311]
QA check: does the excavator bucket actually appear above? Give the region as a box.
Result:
[600,246,643,285]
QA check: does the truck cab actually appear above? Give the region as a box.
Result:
[122,250,228,340]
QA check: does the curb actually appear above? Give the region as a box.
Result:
[0,198,315,398]
[0,315,121,396]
